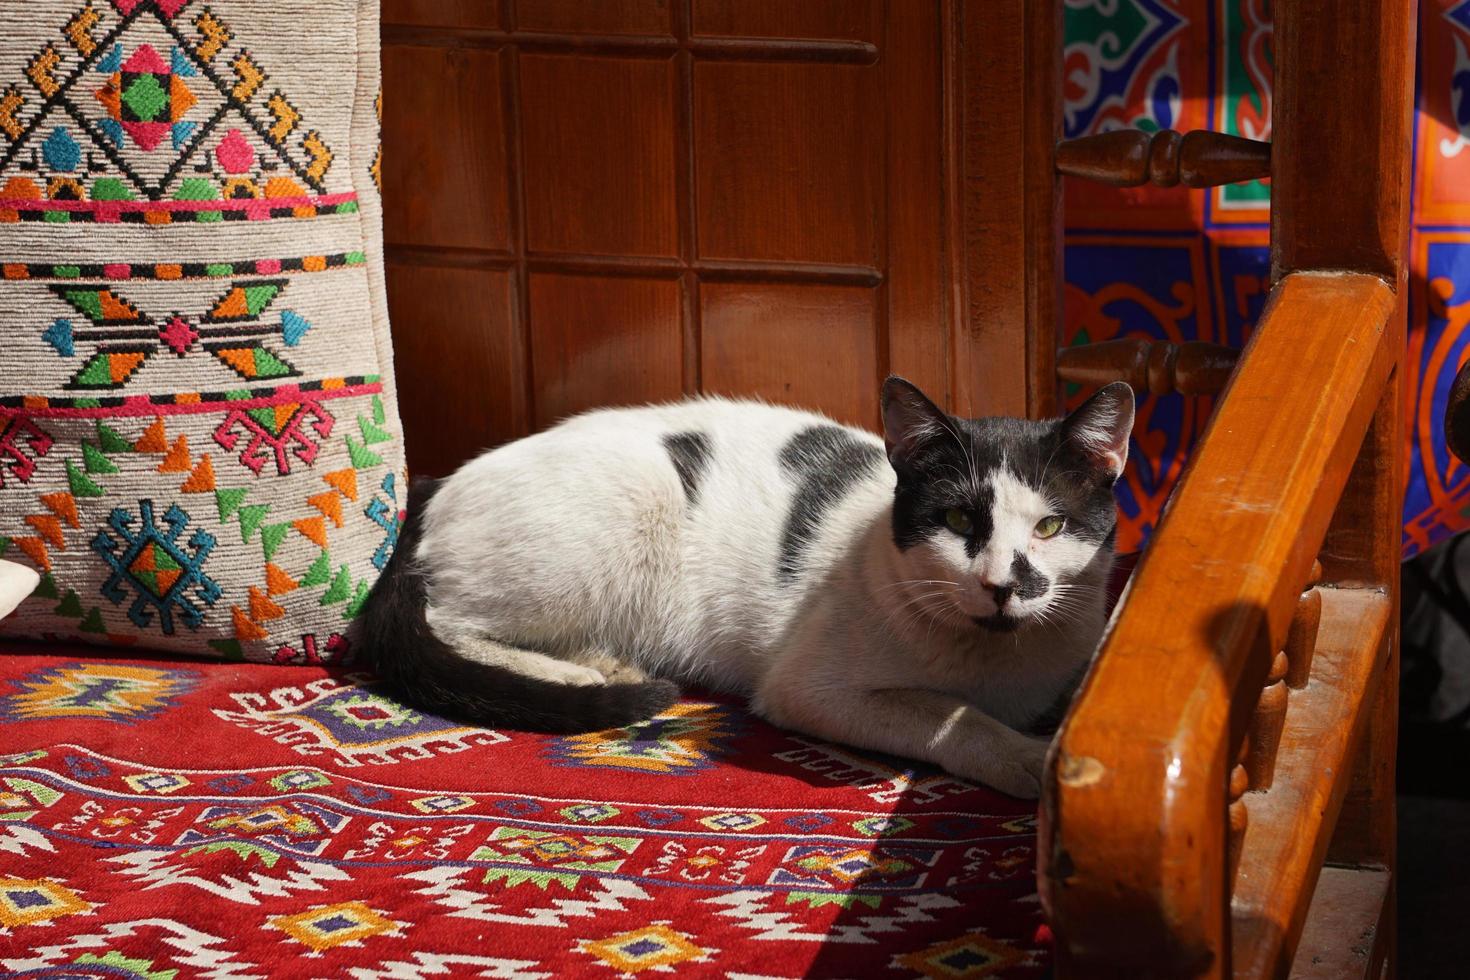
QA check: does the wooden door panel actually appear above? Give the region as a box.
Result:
[384,264,522,478]
[517,0,674,36]
[520,54,680,258]
[529,273,685,427]
[700,282,879,428]
[690,0,879,43]
[382,1,1055,477]
[382,0,500,30]
[381,45,509,251]
[693,62,881,267]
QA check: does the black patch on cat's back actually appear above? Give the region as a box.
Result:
[663,431,712,505]
[777,425,884,582]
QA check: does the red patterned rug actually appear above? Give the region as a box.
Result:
[0,646,1050,978]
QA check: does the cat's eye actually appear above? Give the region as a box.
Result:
[1035,515,1065,539]
[944,508,974,535]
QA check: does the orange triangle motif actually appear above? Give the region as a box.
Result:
[274,403,298,430]
[213,347,256,378]
[307,491,343,527]
[108,352,146,383]
[231,606,268,641]
[210,287,250,320]
[95,73,122,119]
[99,289,141,321]
[264,563,298,595]
[24,514,65,549]
[292,516,327,547]
[134,417,167,453]
[158,434,191,473]
[248,586,285,622]
[169,75,196,120]
[12,536,50,571]
[131,542,156,572]
[180,454,216,492]
[39,491,79,528]
[155,566,182,594]
[322,468,358,500]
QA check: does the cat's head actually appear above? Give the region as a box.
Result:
[880,377,1134,633]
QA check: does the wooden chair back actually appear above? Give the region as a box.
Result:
[1042,1,1412,976]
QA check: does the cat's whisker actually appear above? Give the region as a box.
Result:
[882,591,959,643]
[872,578,960,595]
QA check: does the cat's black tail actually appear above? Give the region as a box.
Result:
[357,476,680,733]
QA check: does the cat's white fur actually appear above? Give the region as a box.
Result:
[417,398,1119,798]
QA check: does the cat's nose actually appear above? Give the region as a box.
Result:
[979,579,1014,607]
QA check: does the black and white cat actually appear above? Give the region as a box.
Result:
[360,377,1133,798]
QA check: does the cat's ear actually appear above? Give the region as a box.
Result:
[881,376,952,470]
[1062,381,1134,478]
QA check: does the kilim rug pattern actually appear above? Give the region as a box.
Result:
[0,646,1049,978]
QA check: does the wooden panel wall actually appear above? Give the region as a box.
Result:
[381,1,1058,477]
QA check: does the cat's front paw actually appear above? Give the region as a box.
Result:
[987,759,1043,800]
[949,735,1050,800]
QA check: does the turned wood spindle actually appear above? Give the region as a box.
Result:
[1284,561,1324,690]
[1056,339,1239,397]
[1246,651,1291,791]
[1228,757,1250,883]
[1055,128,1271,189]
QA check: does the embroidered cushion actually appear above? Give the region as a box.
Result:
[0,0,404,664]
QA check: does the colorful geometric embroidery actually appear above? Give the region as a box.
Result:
[0,877,93,928]
[214,397,334,475]
[0,651,1053,976]
[0,194,359,223]
[0,661,198,724]
[0,376,380,413]
[2,251,366,281]
[92,42,197,158]
[472,826,643,890]
[364,471,402,570]
[268,900,402,953]
[546,701,741,775]
[0,1,337,216]
[91,499,221,633]
[770,843,939,891]
[272,632,350,666]
[0,0,399,662]
[211,676,506,766]
[581,924,715,974]
[45,279,305,389]
[0,415,54,487]
[893,930,1028,978]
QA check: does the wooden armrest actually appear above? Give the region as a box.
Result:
[1039,272,1397,975]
